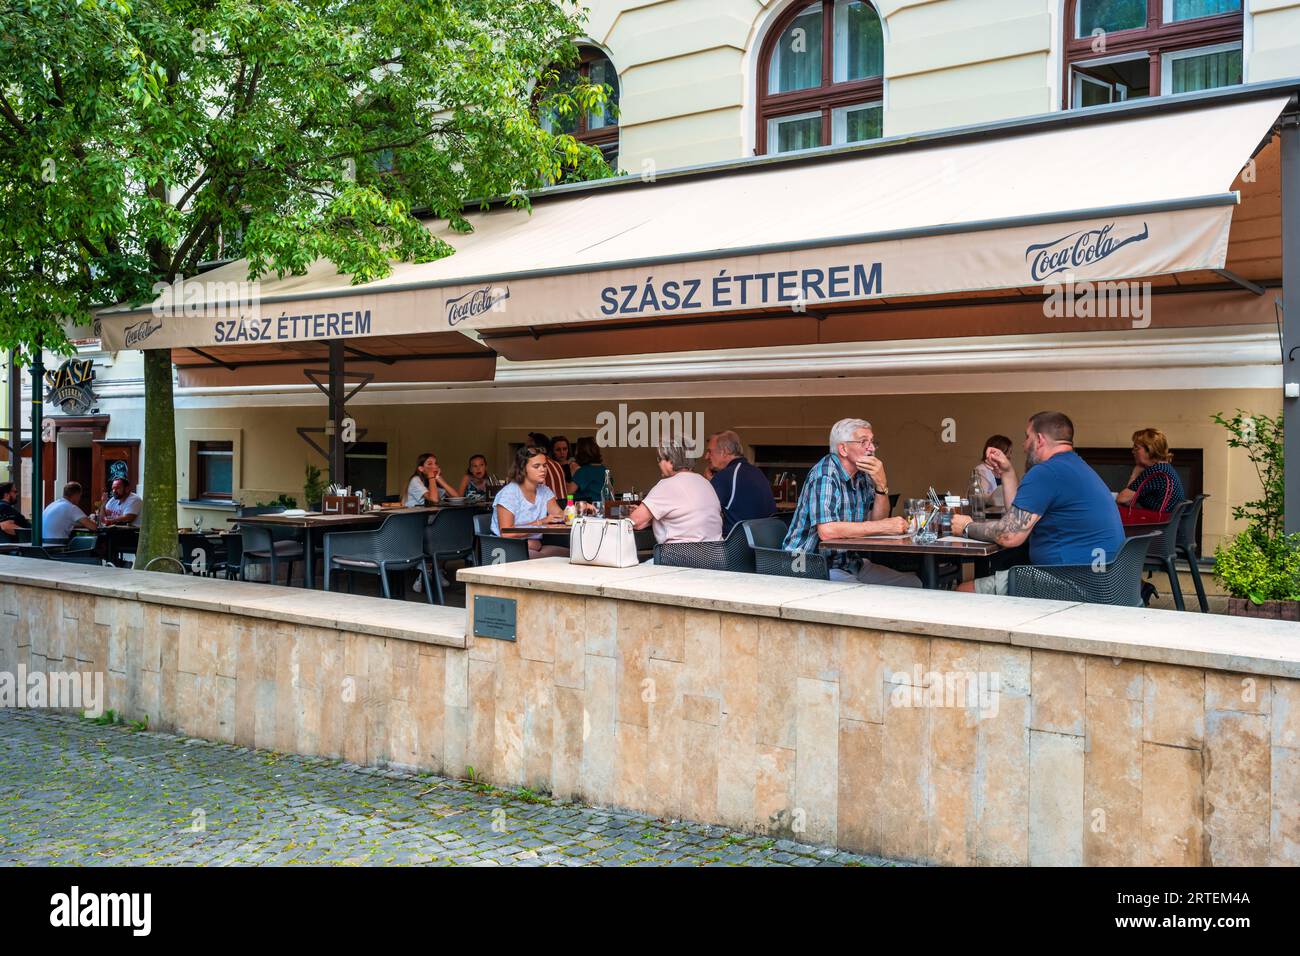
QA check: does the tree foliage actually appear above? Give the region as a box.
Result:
[0,0,611,566]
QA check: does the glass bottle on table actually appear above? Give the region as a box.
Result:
[968,470,986,520]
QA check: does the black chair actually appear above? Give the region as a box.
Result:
[323,511,432,601]
[239,524,304,586]
[653,524,754,572]
[1175,494,1210,613]
[737,516,830,579]
[223,534,243,580]
[1008,532,1158,607]
[178,533,224,577]
[423,508,476,604]
[8,545,57,560]
[473,511,530,565]
[1141,500,1192,612]
[65,535,98,554]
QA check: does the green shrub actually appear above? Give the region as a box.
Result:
[303,463,326,508]
[1214,527,1300,604]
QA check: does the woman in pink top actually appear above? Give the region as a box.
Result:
[630,443,723,545]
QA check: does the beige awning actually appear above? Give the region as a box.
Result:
[171,333,497,388]
[97,89,1291,356]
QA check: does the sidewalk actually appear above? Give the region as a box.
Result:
[0,710,900,867]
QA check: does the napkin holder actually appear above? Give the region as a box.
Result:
[323,494,361,515]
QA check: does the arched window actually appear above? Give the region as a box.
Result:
[1063,0,1242,108]
[539,48,620,169]
[756,0,884,155]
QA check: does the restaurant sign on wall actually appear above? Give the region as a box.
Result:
[44,359,97,415]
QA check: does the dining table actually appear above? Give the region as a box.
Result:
[820,533,1002,589]
[228,502,488,588]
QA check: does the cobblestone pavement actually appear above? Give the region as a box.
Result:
[0,710,899,867]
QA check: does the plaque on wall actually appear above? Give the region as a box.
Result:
[473,595,517,642]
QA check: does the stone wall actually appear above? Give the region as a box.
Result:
[2,557,1297,865]
[458,579,1299,866]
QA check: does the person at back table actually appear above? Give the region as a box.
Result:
[42,482,98,544]
[405,452,459,507]
[0,481,31,542]
[98,477,142,527]
[953,411,1124,595]
[704,430,776,535]
[458,454,492,501]
[973,434,1013,508]
[567,437,609,503]
[550,435,577,482]
[781,418,920,587]
[630,443,722,546]
[527,432,570,500]
[1116,427,1184,514]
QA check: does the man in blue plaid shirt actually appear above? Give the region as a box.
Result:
[782,418,921,587]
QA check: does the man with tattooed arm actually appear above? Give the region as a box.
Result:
[952,411,1124,596]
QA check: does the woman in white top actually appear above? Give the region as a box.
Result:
[492,445,593,558]
[405,452,459,507]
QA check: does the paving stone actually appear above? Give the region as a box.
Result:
[0,711,893,868]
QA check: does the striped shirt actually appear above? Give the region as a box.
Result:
[782,453,877,574]
[541,458,569,501]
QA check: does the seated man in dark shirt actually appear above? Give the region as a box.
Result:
[704,430,776,535]
[953,411,1124,595]
[0,481,31,541]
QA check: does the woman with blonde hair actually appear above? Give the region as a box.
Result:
[1116,427,1184,514]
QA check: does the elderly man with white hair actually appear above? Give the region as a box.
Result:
[781,418,921,587]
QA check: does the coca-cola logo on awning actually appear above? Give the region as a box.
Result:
[1025,222,1150,283]
[446,285,510,325]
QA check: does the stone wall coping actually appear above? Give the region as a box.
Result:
[0,556,465,648]
[459,559,1300,679]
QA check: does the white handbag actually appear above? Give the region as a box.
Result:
[570,517,640,568]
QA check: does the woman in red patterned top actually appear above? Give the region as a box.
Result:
[1116,428,1184,514]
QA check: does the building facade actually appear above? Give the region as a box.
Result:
[18,0,1300,552]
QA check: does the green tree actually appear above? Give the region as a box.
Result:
[0,0,609,568]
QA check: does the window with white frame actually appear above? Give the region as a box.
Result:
[1064,0,1241,108]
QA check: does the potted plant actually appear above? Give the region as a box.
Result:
[1211,410,1300,620]
[303,464,326,512]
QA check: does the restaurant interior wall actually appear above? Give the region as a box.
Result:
[170,386,1277,554]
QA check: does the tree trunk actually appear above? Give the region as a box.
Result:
[135,348,180,571]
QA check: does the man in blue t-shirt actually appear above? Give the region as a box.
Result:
[704,430,776,535]
[952,411,1124,595]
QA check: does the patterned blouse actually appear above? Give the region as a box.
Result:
[1128,463,1184,513]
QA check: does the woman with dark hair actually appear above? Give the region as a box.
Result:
[526,432,569,499]
[405,452,459,507]
[567,437,609,503]
[458,454,492,501]
[550,435,576,480]
[492,446,593,558]
[1117,428,1184,513]
[974,434,1014,503]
